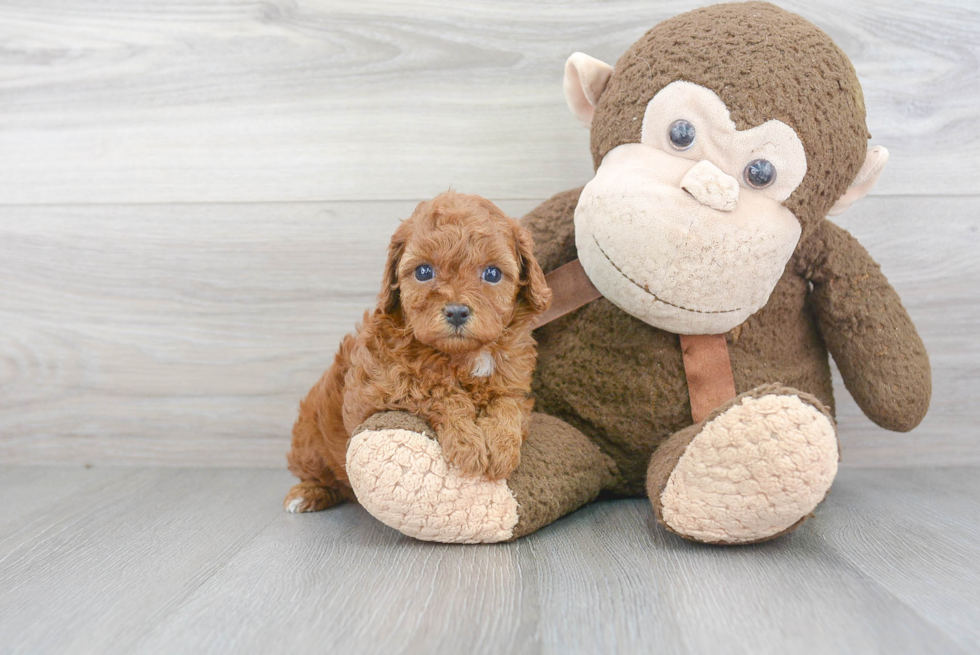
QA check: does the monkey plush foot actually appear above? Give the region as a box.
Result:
[647,385,839,544]
[345,412,520,543]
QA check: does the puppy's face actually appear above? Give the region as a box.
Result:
[380,193,551,355]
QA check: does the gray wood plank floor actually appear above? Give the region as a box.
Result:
[1,465,978,654]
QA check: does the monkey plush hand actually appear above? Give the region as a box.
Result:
[343,1,931,544]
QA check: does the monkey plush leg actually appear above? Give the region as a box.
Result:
[646,384,839,545]
[345,411,615,543]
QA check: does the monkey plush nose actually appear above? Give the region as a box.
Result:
[680,160,739,212]
[444,304,471,327]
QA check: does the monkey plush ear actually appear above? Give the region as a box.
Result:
[827,146,889,216]
[563,53,614,128]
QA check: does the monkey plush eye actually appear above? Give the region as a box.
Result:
[668,120,696,150]
[415,264,434,281]
[481,266,502,284]
[744,159,777,189]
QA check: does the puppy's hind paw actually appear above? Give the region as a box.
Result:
[283,482,351,513]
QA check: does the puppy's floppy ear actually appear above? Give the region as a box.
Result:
[513,222,552,316]
[379,220,410,314]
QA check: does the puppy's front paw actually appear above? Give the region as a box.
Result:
[480,422,522,480]
[438,425,491,478]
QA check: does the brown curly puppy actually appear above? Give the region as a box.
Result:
[284,192,552,513]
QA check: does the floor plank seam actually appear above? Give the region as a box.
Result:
[0,468,147,563]
[127,499,286,650]
[813,529,973,654]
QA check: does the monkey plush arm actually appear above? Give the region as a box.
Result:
[798,219,931,432]
[520,186,584,272]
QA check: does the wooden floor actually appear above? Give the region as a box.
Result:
[1,465,978,654]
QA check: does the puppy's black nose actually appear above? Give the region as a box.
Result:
[444,304,471,328]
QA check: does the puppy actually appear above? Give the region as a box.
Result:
[284,191,552,513]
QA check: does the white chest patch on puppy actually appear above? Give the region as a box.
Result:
[470,350,496,378]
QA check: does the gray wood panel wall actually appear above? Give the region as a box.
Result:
[2,0,978,468]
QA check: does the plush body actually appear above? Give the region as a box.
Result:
[305,2,931,545]
[526,187,927,495]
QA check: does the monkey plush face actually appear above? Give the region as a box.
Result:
[564,2,889,335]
[576,81,808,334]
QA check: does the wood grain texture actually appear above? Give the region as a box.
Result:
[0,468,287,654]
[818,468,980,652]
[0,466,977,654]
[1,196,975,468]
[0,466,131,526]
[0,0,977,204]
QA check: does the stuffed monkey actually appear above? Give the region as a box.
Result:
[337,2,931,544]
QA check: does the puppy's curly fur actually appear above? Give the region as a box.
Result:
[284,192,552,513]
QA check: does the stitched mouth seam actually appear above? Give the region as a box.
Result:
[592,236,742,315]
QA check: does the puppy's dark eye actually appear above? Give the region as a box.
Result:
[481,266,502,284]
[744,159,777,189]
[668,119,696,150]
[415,264,434,281]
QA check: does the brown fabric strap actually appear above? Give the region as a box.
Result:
[534,258,736,423]
[532,259,603,329]
[680,333,737,424]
